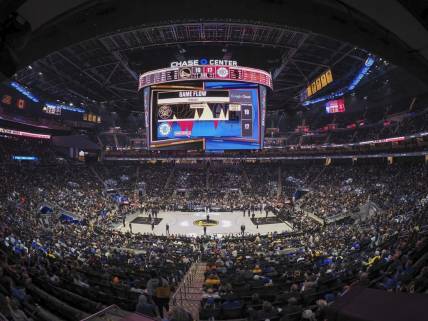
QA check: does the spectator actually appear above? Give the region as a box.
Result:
[135,294,158,317]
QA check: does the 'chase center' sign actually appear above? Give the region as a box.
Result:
[170,58,238,67]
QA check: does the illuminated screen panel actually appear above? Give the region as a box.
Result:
[147,81,262,150]
[325,98,346,113]
[139,65,273,89]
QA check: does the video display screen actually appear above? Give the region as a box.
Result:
[146,81,264,150]
[325,98,345,114]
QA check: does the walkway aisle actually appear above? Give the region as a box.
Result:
[170,262,207,321]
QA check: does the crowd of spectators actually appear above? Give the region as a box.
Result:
[0,136,56,163]
[0,138,428,321]
[199,199,428,320]
[298,163,427,220]
[197,160,428,320]
[264,107,428,148]
[0,172,198,320]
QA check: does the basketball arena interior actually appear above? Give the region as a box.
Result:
[1,1,428,321]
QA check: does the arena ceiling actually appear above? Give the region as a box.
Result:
[2,0,428,117]
[12,22,369,113]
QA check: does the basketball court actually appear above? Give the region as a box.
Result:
[116,211,293,237]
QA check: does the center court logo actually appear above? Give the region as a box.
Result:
[193,219,219,227]
[159,123,171,136]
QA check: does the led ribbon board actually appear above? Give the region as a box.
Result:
[12,156,39,161]
[348,56,375,91]
[0,127,51,139]
[9,82,40,102]
[44,103,85,113]
[138,65,273,90]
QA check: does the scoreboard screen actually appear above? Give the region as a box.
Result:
[325,98,345,113]
[145,81,264,150]
[139,65,273,89]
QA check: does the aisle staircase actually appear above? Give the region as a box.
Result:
[113,133,119,149]
[241,168,252,190]
[308,165,326,188]
[170,262,207,321]
[164,165,176,189]
[206,166,210,190]
[89,165,106,187]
